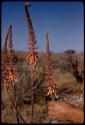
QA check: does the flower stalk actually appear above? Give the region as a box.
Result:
[1,25,26,123]
[24,2,39,123]
[45,32,57,100]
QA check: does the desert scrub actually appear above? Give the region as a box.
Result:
[54,72,83,94]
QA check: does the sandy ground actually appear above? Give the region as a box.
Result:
[48,100,84,123]
[1,93,84,124]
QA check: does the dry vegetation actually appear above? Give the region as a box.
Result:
[1,2,84,124]
[1,50,84,123]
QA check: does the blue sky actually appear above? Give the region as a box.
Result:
[1,1,84,52]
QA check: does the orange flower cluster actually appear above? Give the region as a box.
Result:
[45,79,57,97]
[2,25,18,87]
[25,4,38,71]
[2,64,17,87]
[45,33,57,98]
[27,51,38,71]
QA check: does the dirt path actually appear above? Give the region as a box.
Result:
[48,101,84,123]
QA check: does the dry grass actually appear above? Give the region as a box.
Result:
[53,72,83,94]
[1,2,84,123]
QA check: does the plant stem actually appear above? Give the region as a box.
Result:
[14,85,20,123]
[31,67,34,123]
[6,86,27,124]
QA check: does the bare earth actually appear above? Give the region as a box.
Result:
[1,92,84,123]
[48,100,84,123]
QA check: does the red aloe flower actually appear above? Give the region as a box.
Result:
[25,3,38,71]
[45,32,57,99]
[2,25,18,87]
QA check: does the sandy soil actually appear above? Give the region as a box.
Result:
[48,100,84,123]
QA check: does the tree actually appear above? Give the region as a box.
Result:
[64,49,76,54]
[63,54,83,83]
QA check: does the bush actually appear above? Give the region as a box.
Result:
[53,72,83,94]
